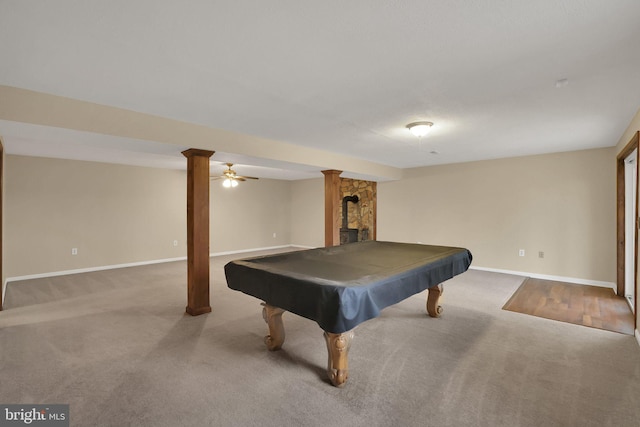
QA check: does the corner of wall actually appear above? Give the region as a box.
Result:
[616,108,640,154]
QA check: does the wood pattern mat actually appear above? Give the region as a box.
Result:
[503,278,634,335]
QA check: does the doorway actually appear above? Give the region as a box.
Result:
[624,148,637,312]
[617,131,640,327]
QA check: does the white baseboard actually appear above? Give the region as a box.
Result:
[5,256,189,285]
[4,245,304,288]
[470,266,616,290]
[636,329,640,347]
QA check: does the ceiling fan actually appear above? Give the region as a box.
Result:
[211,163,259,188]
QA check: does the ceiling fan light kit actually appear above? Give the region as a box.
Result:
[223,178,239,188]
[212,162,259,188]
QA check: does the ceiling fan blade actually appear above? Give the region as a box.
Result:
[236,175,259,180]
[210,176,223,180]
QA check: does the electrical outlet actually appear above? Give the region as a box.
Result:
[539,251,544,258]
[273,232,277,238]
[71,248,78,255]
[518,249,525,257]
[173,240,178,246]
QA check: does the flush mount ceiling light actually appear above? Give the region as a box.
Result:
[406,121,434,138]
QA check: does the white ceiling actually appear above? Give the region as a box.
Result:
[1,1,640,180]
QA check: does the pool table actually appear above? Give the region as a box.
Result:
[224,240,472,387]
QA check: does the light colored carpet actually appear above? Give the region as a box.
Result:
[2,249,640,427]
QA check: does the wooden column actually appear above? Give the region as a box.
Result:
[182,149,214,316]
[0,139,3,311]
[371,181,377,241]
[322,170,342,247]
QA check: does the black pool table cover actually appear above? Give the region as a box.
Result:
[224,241,473,334]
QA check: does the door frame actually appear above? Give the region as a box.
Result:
[617,131,640,322]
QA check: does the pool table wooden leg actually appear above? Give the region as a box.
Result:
[261,303,286,351]
[426,283,444,317]
[323,330,354,387]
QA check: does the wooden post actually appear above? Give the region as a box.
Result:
[322,170,342,247]
[182,149,214,316]
[371,181,377,241]
[0,138,3,311]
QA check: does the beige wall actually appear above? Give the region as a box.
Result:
[5,155,187,277]
[210,177,291,252]
[290,178,324,248]
[2,146,621,286]
[378,148,616,283]
[5,155,294,278]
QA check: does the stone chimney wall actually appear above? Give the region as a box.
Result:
[338,178,377,241]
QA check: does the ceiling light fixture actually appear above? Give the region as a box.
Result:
[406,121,434,138]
